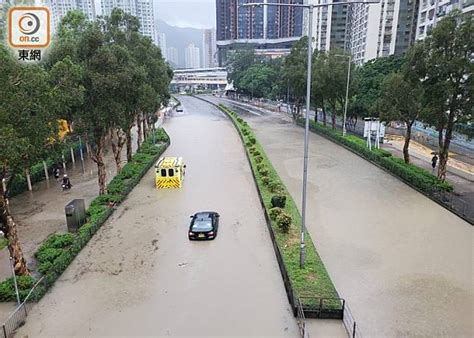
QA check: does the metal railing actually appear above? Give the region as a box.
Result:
[298,296,345,319]
[342,303,363,338]
[1,276,46,338]
[296,298,310,338]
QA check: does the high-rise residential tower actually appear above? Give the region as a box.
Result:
[216,0,304,65]
[185,43,201,69]
[43,0,95,31]
[157,32,167,56]
[101,0,156,44]
[167,47,179,67]
[346,0,419,65]
[415,0,473,40]
[202,28,217,68]
[305,0,350,52]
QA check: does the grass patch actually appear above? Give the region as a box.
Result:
[219,104,339,308]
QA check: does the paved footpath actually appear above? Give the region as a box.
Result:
[0,127,141,321]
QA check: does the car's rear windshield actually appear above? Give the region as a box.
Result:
[192,218,213,231]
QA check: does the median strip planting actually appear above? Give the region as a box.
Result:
[218,104,339,310]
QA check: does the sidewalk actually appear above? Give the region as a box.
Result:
[382,136,474,214]
[0,123,152,320]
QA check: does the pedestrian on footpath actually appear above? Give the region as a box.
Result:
[53,165,60,179]
[431,154,438,172]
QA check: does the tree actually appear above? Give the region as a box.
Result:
[406,12,473,180]
[227,49,256,90]
[312,51,328,124]
[312,51,355,129]
[352,55,404,119]
[284,37,308,121]
[0,44,61,275]
[375,73,423,163]
[45,12,110,194]
[102,9,145,170]
[45,10,171,191]
[239,63,278,98]
[128,34,171,154]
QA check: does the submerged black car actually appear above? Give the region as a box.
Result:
[188,211,220,240]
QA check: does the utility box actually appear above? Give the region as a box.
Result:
[65,199,86,233]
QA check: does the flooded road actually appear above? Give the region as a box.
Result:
[17,96,299,337]
[207,96,473,337]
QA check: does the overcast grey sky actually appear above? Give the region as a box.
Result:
[155,0,216,29]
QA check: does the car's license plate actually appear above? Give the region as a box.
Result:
[198,234,205,238]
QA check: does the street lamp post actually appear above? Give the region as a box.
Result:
[243,1,378,268]
[335,54,352,137]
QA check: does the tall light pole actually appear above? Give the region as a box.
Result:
[243,1,378,268]
[335,54,352,137]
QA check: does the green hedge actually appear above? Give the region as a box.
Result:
[218,104,340,308]
[299,119,453,193]
[0,276,36,302]
[0,129,170,302]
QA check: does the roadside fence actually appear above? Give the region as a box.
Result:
[296,297,310,338]
[342,303,363,338]
[1,276,47,338]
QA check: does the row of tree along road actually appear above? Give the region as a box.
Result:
[0,9,172,277]
[228,11,472,183]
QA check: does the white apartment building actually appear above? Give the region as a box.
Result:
[43,0,95,31]
[101,0,136,16]
[167,47,179,67]
[347,0,418,65]
[305,0,350,52]
[185,43,201,69]
[157,32,167,57]
[202,29,216,68]
[101,0,156,44]
[136,0,154,43]
[416,0,474,40]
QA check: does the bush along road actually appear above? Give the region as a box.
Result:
[217,104,341,315]
[0,129,170,302]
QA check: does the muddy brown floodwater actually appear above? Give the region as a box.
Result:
[208,95,473,337]
[16,96,299,337]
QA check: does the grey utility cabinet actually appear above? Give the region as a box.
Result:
[65,199,86,232]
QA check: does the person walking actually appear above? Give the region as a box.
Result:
[431,154,438,172]
[53,165,60,179]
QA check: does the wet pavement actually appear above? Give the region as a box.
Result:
[0,128,141,321]
[206,95,473,337]
[16,96,299,337]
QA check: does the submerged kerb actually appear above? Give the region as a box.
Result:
[216,103,340,311]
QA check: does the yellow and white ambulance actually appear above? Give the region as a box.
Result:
[155,157,186,189]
